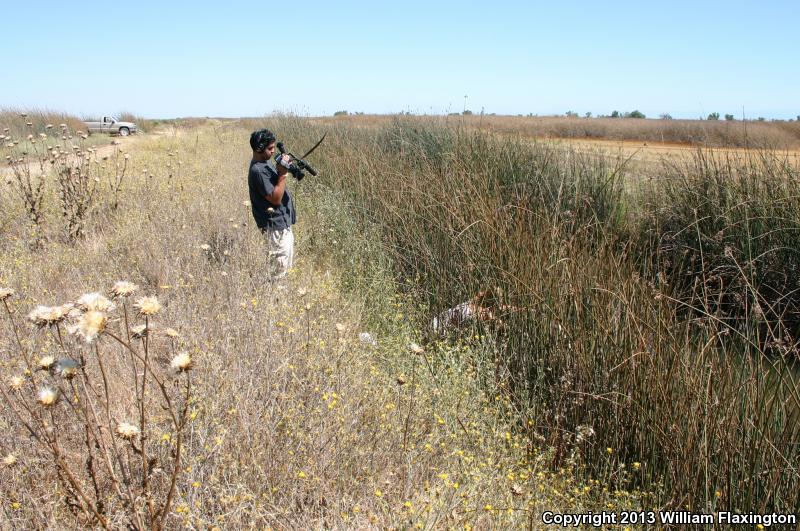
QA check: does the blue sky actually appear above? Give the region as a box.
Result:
[3,0,798,119]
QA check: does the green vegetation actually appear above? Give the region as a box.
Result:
[2,114,800,526]
[1,118,651,528]
[269,116,800,512]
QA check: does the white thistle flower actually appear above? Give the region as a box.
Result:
[9,376,25,390]
[38,355,56,371]
[409,342,425,354]
[170,352,193,372]
[76,292,115,312]
[37,387,59,406]
[116,422,140,440]
[110,281,139,298]
[131,324,149,339]
[28,305,70,327]
[70,311,107,343]
[134,296,161,316]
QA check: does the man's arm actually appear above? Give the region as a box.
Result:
[264,155,290,206]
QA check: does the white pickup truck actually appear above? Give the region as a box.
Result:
[83,116,138,136]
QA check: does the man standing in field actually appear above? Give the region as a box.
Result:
[248,129,296,281]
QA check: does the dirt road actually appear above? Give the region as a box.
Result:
[1,134,145,178]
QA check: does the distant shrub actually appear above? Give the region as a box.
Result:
[333,110,348,116]
[116,111,153,132]
[565,111,579,118]
[660,113,673,120]
[610,110,620,118]
[626,110,646,119]
[725,114,735,121]
[707,112,720,120]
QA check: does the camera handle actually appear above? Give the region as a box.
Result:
[276,142,319,177]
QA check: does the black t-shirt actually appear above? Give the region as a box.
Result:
[248,159,296,230]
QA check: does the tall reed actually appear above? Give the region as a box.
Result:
[284,116,800,511]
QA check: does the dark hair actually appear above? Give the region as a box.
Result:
[249,129,276,153]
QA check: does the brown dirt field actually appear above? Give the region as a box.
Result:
[7,121,797,181]
[311,114,800,169]
[542,137,800,168]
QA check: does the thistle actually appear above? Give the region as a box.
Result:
[131,324,149,339]
[38,355,56,371]
[9,376,25,391]
[116,422,140,440]
[37,387,59,407]
[170,352,193,373]
[110,281,139,299]
[134,296,161,316]
[76,292,115,312]
[409,342,425,355]
[28,305,71,327]
[69,311,107,343]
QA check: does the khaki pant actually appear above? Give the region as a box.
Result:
[262,227,294,280]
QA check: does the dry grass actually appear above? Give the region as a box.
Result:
[0,122,645,528]
[311,113,800,149]
[0,108,87,142]
[116,111,155,134]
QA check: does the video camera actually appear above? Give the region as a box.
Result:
[274,141,320,181]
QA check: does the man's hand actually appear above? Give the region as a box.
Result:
[276,154,291,178]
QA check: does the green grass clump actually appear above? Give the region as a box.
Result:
[638,150,800,338]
